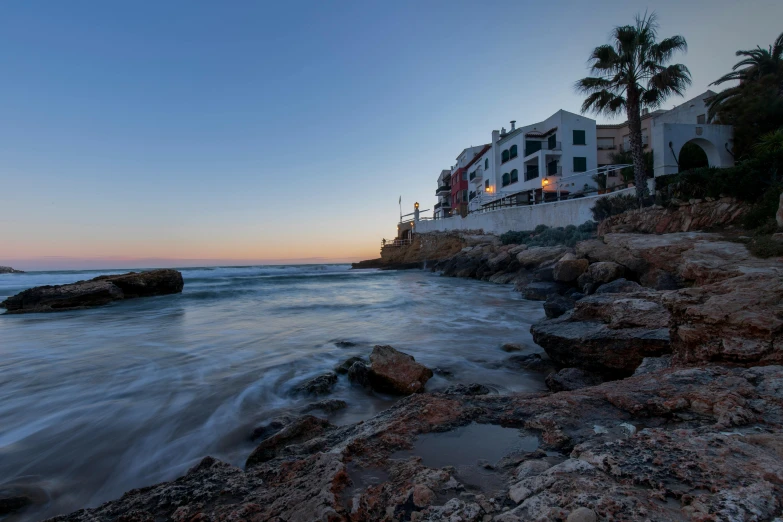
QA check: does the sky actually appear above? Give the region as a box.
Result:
[1,0,781,270]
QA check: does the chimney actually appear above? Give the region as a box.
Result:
[492,130,500,143]
[510,120,516,131]
[500,127,506,135]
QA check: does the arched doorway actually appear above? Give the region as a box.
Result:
[678,141,710,172]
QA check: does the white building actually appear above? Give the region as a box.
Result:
[433,169,452,219]
[466,110,598,211]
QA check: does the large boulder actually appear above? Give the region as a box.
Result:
[516,246,569,269]
[664,269,783,366]
[543,294,576,319]
[553,258,589,283]
[595,278,643,294]
[1,269,184,314]
[531,292,672,376]
[522,281,570,301]
[368,345,433,394]
[291,373,338,396]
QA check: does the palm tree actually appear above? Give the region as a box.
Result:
[707,31,783,122]
[576,12,691,204]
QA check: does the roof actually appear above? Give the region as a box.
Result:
[464,144,492,170]
[525,126,557,138]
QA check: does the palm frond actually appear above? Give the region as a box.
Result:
[580,90,626,116]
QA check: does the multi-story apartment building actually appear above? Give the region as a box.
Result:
[448,145,488,217]
[463,111,598,211]
[433,169,452,219]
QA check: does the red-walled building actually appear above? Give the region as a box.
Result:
[450,145,489,217]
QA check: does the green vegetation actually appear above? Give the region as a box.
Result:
[576,12,690,204]
[609,149,654,184]
[707,31,783,158]
[500,222,598,247]
[590,194,640,222]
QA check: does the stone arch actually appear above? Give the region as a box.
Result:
[652,123,734,177]
[677,139,712,172]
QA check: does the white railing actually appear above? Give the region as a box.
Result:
[553,164,632,199]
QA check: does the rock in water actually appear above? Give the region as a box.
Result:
[0,269,184,314]
[0,266,24,274]
[245,415,332,467]
[291,372,338,396]
[368,345,433,394]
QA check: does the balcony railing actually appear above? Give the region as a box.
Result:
[546,165,563,176]
[525,141,562,157]
[435,185,450,195]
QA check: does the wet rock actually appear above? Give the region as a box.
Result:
[0,495,32,515]
[347,361,372,388]
[522,281,569,301]
[543,294,575,319]
[291,372,338,396]
[516,246,570,270]
[504,353,558,373]
[250,416,295,441]
[633,355,672,376]
[532,266,555,282]
[245,415,332,466]
[335,356,365,374]
[443,383,491,396]
[332,340,357,348]
[301,399,347,414]
[501,343,523,352]
[1,269,183,314]
[594,278,643,294]
[553,259,589,283]
[487,251,511,271]
[368,345,433,394]
[545,368,604,392]
[45,365,783,522]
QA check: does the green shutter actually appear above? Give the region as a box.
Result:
[548,134,556,149]
[510,145,518,158]
[510,169,518,183]
[573,130,586,145]
[573,157,587,172]
[502,150,509,162]
[484,158,488,169]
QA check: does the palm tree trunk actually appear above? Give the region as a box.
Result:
[625,91,648,206]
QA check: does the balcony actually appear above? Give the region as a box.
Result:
[524,141,562,157]
[435,185,451,195]
[469,168,483,184]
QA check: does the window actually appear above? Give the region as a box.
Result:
[525,140,542,156]
[462,189,468,202]
[597,137,615,150]
[573,130,586,145]
[697,114,706,124]
[510,169,518,183]
[509,145,518,159]
[547,161,558,176]
[502,173,510,186]
[548,134,557,150]
[525,165,539,181]
[462,171,468,180]
[484,158,489,170]
[485,179,489,189]
[501,149,510,163]
[573,157,587,172]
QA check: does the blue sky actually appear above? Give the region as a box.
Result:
[1,0,781,269]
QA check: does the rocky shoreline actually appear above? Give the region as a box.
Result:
[10,226,783,520]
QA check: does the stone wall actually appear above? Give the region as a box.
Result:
[598,197,749,236]
[416,188,635,235]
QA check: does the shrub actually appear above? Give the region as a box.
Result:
[500,221,597,247]
[590,194,639,221]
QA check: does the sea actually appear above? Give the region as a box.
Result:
[0,265,546,521]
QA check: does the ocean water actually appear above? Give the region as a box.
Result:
[0,265,546,521]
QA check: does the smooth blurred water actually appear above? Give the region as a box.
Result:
[0,265,546,521]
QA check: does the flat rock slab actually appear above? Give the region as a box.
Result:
[1,269,184,313]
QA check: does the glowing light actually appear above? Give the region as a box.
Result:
[414,202,419,209]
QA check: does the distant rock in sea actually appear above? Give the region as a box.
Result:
[0,269,184,314]
[0,266,24,274]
